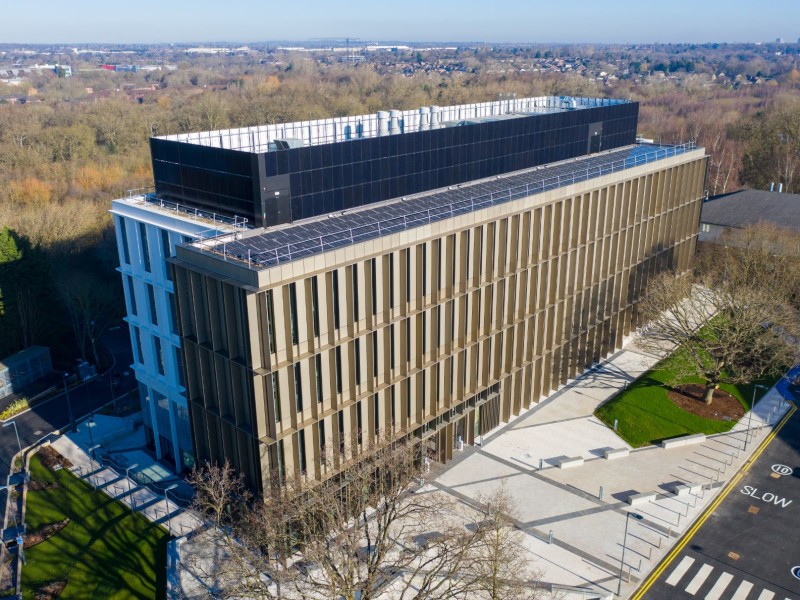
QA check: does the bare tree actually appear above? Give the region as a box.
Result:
[463,484,545,600]
[181,441,546,600]
[637,265,799,405]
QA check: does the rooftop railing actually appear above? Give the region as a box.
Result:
[124,188,250,231]
[212,142,696,270]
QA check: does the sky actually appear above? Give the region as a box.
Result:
[1,0,797,45]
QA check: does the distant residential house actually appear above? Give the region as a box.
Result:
[698,188,800,242]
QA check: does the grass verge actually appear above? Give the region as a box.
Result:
[595,349,780,447]
[21,454,169,599]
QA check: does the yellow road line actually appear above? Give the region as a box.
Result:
[630,402,797,600]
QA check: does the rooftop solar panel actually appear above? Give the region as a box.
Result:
[212,143,696,270]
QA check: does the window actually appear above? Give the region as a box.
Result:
[352,264,359,321]
[147,284,158,327]
[332,270,340,329]
[310,277,320,337]
[139,222,151,273]
[354,339,361,385]
[356,401,363,444]
[133,327,143,364]
[422,312,427,354]
[318,420,326,458]
[298,429,307,474]
[405,249,411,304]
[315,354,323,403]
[288,282,298,345]
[389,325,395,369]
[388,254,395,308]
[372,331,379,376]
[174,347,185,387]
[118,216,130,264]
[335,347,343,393]
[390,385,396,426]
[154,336,165,375]
[700,223,711,233]
[405,318,411,363]
[294,363,303,412]
[161,229,172,281]
[265,290,276,353]
[371,258,377,316]
[373,394,380,434]
[421,243,427,296]
[338,410,345,453]
[450,234,457,285]
[167,292,178,335]
[126,276,137,316]
[276,439,286,480]
[271,372,281,422]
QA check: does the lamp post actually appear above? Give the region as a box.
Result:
[3,421,21,455]
[745,384,768,450]
[89,319,100,369]
[165,483,178,535]
[617,512,644,596]
[125,463,140,493]
[62,372,76,433]
[86,417,95,449]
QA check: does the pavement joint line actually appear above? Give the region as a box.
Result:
[521,502,628,528]
[430,479,634,583]
[630,401,797,600]
[476,449,611,507]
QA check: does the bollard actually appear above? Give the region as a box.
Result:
[614,419,618,431]
[599,485,604,500]
[539,458,543,471]
[548,530,553,544]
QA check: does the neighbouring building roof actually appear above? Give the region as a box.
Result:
[700,189,800,232]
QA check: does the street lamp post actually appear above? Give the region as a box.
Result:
[125,463,140,492]
[3,421,21,456]
[745,384,768,450]
[89,319,100,369]
[62,372,76,433]
[617,512,644,596]
[164,483,178,535]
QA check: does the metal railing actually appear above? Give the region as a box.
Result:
[215,142,696,269]
[125,188,250,231]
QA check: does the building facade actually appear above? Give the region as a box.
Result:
[113,97,706,487]
[110,196,241,471]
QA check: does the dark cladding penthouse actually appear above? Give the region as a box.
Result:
[151,97,638,228]
[167,96,708,493]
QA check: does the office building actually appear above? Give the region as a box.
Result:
[114,97,707,489]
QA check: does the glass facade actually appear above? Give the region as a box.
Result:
[151,103,638,228]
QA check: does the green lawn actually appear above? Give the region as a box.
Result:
[21,454,169,599]
[595,350,780,447]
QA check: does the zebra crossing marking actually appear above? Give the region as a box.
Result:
[686,564,714,595]
[704,572,733,600]
[666,556,696,586]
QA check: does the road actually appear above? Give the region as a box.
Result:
[637,395,800,600]
[0,324,136,508]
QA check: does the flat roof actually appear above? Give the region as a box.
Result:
[156,96,632,154]
[204,142,697,271]
[701,189,800,231]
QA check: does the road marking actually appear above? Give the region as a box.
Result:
[630,402,797,600]
[686,564,713,595]
[730,581,753,600]
[704,572,733,600]
[757,590,775,600]
[665,555,695,586]
[771,464,792,476]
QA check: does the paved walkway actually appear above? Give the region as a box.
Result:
[426,337,795,600]
[50,418,201,537]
